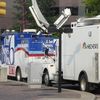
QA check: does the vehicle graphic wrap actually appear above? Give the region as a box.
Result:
[1,32,57,65]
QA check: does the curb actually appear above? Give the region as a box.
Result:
[67,89,96,100]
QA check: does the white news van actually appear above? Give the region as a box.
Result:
[29,0,100,91]
[53,16,100,91]
[0,32,57,82]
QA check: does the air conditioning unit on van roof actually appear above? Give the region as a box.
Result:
[23,29,37,33]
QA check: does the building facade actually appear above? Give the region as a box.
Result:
[0,0,15,32]
[0,0,85,32]
[55,0,85,24]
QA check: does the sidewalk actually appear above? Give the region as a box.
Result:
[0,80,96,100]
[37,86,96,100]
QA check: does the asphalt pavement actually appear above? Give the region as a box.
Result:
[0,80,96,100]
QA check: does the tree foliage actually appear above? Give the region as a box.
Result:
[12,0,57,32]
[84,0,100,16]
[12,0,34,32]
[37,0,57,24]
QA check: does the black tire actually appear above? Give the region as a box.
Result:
[44,71,51,86]
[16,68,22,81]
[79,74,89,91]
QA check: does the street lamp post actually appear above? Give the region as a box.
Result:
[58,32,62,93]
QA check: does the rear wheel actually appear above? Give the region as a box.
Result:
[79,74,89,91]
[16,68,22,81]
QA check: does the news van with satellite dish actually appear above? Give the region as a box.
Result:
[0,31,56,81]
[29,0,100,91]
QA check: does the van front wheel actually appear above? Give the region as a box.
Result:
[16,68,22,81]
[44,72,51,86]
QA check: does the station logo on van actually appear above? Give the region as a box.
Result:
[82,42,98,49]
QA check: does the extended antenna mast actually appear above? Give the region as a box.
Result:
[53,8,71,93]
[29,0,71,93]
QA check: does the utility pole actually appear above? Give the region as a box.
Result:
[20,0,27,31]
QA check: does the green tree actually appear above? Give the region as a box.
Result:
[84,0,100,16]
[37,0,57,24]
[12,0,35,32]
[12,0,57,32]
